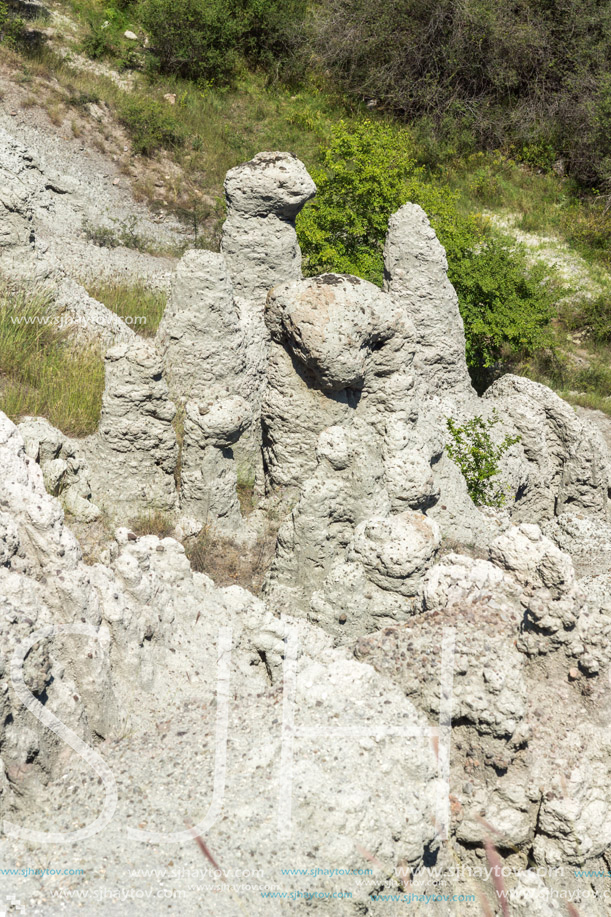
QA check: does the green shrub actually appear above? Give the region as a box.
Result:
[138,0,306,85]
[446,411,520,507]
[118,95,185,154]
[80,2,137,61]
[139,0,240,84]
[0,1,25,47]
[297,119,555,386]
[297,119,419,285]
[448,241,554,385]
[311,0,611,189]
[567,294,611,344]
[81,17,116,59]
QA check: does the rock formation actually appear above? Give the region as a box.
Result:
[4,147,611,913]
[79,341,179,519]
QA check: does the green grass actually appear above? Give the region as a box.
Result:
[84,280,167,337]
[443,150,611,270]
[0,285,104,436]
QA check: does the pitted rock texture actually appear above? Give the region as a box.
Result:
[17,415,101,523]
[384,202,474,398]
[80,342,179,519]
[6,145,611,913]
[354,521,611,891]
[0,409,444,916]
[221,151,316,301]
[487,373,611,522]
[180,395,252,533]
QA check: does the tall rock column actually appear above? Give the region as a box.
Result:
[156,152,316,531]
[384,202,474,398]
[82,342,179,519]
[221,151,316,301]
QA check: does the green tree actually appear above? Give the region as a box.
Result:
[297,119,554,386]
[311,0,611,189]
[138,0,306,85]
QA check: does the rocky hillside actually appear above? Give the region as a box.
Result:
[2,78,611,917]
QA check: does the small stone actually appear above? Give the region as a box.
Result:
[568,668,580,681]
[339,613,347,625]
[124,30,138,40]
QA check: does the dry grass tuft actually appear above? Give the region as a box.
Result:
[128,509,175,539]
[186,523,277,593]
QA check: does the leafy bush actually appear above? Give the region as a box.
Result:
[0,1,25,47]
[566,294,611,344]
[81,16,116,59]
[138,0,306,85]
[446,411,520,507]
[118,95,185,154]
[311,0,611,189]
[448,242,554,383]
[297,119,555,386]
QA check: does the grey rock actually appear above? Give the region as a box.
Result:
[486,373,611,522]
[384,202,474,397]
[81,342,179,519]
[17,415,101,522]
[221,151,315,301]
[180,396,251,532]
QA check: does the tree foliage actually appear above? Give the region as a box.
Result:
[297,119,554,386]
[311,0,611,189]
[138,0,307,84]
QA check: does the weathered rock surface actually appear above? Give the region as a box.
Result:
[80,342,179,519]
[17,415,101,522]
[384,202,474,398]
[221,151,316,301]
[179,395,251,532]
[0,409,443,915]
[5,142,611,914]
[487,373,611,522]
[0,122,176,347]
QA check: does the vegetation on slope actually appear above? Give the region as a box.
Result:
[0,0,610,409]
[0,286,104,435]
[311,0,611,192]
[83,281,167,337]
